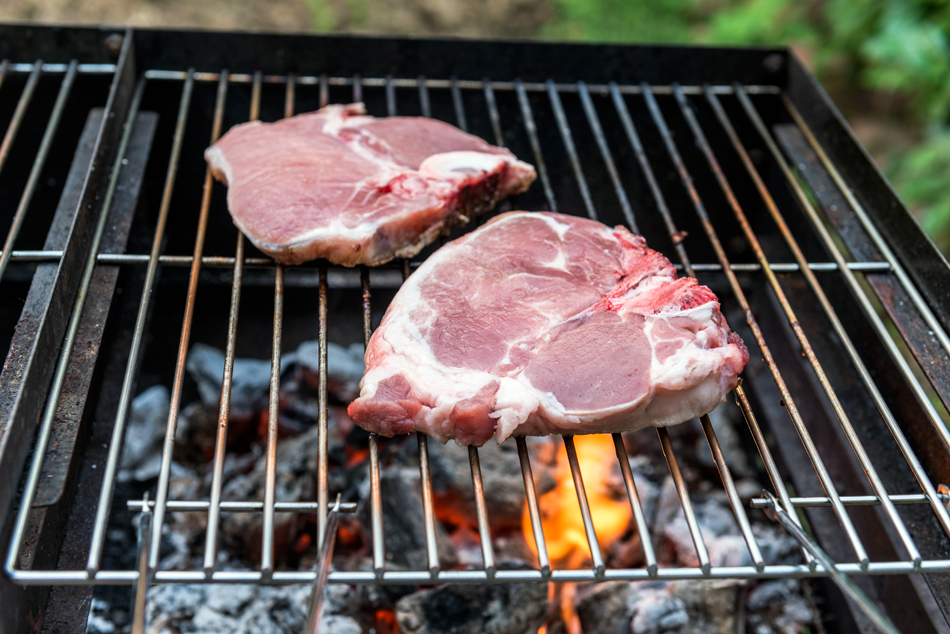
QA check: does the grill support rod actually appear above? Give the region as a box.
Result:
[147,69,219,574]
[203,69,259,575]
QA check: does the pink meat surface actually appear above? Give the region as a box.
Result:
[205,104,536,266]
[348,212,749,446]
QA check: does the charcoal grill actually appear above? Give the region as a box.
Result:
[1,23,950,633]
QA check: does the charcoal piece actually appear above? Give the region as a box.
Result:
[119,385,170,480]
[186,342,275,418]
[357,578,417,611]
[576,581,637,634]
[395,563,548,634]
[359,465,458,571]
[426,439,554,530]
[294,340,365,402]
[669,579,746,634]
[219,425,320,563]
[629,585,688,634]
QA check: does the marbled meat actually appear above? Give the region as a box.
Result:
[348,212,749,446]
[205,103,536,266]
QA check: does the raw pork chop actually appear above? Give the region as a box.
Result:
[205,104,536,266]
[348,212,749,446]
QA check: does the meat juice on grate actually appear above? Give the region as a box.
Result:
[98,341,819,634]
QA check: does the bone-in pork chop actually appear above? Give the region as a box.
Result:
[348,212,749,446]
[205,104,536,266]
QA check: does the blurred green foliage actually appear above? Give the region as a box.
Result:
[544,0,950,254]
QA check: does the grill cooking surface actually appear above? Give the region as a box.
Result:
[1,26,950,631]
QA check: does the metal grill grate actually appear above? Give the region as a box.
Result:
[2,27,950,631]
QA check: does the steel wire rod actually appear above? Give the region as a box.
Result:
[612,434,658,575]
[0,60,77,284]
[515,79,557,212]
[362,268,386,577]
[0,60,42,176]
[148,69,224,573]
[86,71,192,574]
[641,83,869,567]
[517,437,552,576]
[546,80,596,219]
[483,80,505,147]
[450,76,467,132]
[203,70,258,575]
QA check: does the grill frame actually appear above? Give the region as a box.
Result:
[0,24,949,633]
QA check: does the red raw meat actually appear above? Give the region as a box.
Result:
[348,212,749,446]
[205,104,536,266]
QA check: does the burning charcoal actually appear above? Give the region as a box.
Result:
[293,340,365,402]
[395,563,548,634]
[629,584,689,634]
[119,385,170,482]
[669,579,746,633]
[576,581,637,634]
[358,465,458,571]
[219,425,321,563]
[186,342,274,418]
[427,440,543,531]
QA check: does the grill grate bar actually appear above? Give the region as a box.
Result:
[85,71,194,575]
[9,62,116,74]
[782,96,950,358]
[642,84,870,566]
[0,250,896,272]
[752,494,950,509]
[736,88,950,452]
[694,86,939,558]
[0,60,77,284]
[143,69,780,96]
[450,76,467,132]
[577,81,636,228]
[612,434,657,575]
[701,415,766,569]
[316,266,330,551]
[261,262,284,576]
[517,437,551,576]
[0,60,42,173]
[468,446,497,576]
[417,433,441,576]
[547,80,597,220]
[361,268,387,577]
[148,69,222,573]
[482,80,504,147]
[203,69,258,576]
[564,436,607,576]
[657,428,712,573]
[515,80,557,213]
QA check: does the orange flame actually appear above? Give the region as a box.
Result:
[523,434,632,633]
